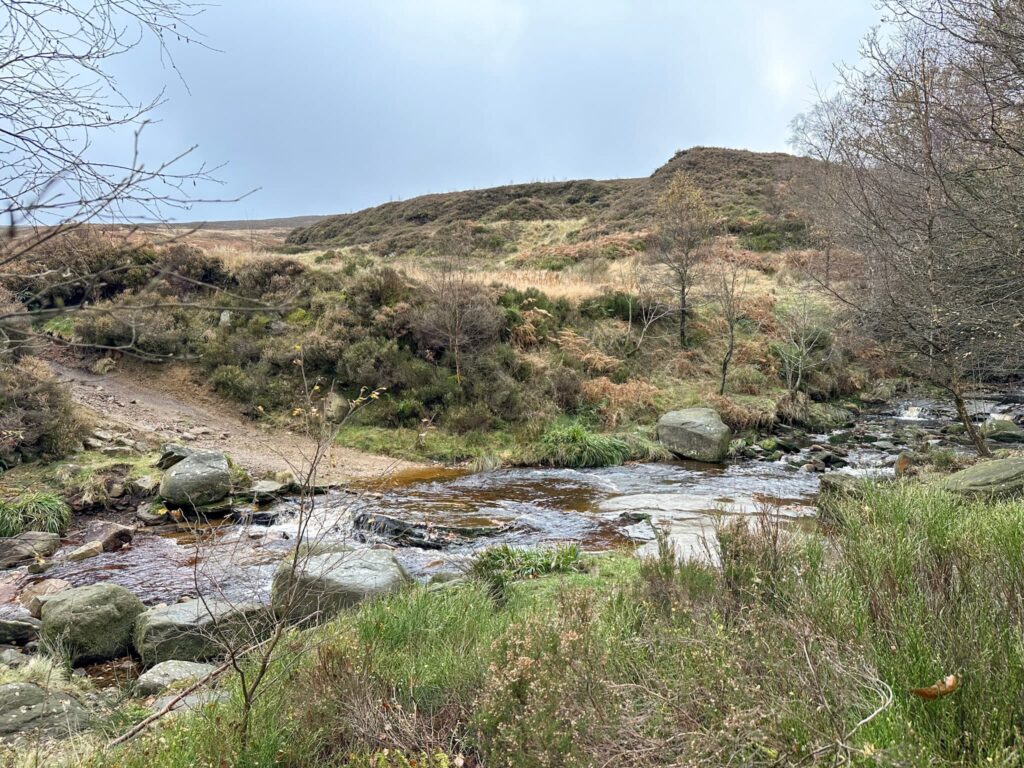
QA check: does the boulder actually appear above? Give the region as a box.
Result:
[80,521,134,552]
[18,578,71,618]
[0,617,41,645]
[0,682,93,738]
[0,649,28,669]
[980,418,1024,444]
[0,532,59,569]
[133,599,269,665]
[135,660,216,696]
[247,480,286,503]
[656,408,732,463]
[816,474,867,522]
[159,450,231,510]
[942,458,1024,498]
[135,503,170,526]
[271,548,410,624]
[66,541,103,562]
[40,583,145,664]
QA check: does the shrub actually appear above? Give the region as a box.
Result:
[536,420,632,468]
[156,244,230,295]
[0,357,84,466]
[234,255,308,299]
[0,492,71,536]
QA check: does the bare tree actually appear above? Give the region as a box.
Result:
[793,1,1024,454]
[652,172,720,347]
[774,299,834,402]
[710,253,746,395]
[619,261,674,357]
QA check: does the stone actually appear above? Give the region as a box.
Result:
[980,418,1024,444]
[18,578,71,618]
[80,521,134,552]
[135,503,170,526]
[92,429,115,442]
[26,560,53,575]
[135,660,216,696]
[66,541,104,562]
[218,310,232,327]
[159,450,232,510]
[0,682,93,738]
[155,443,195,471]
[656,408,732,463]
[133,599,270,665]
[271,548,410,624]
[0,532,60,569]
[128,474,161,496]
[942,458,1024,498]
[100,445,134,457]
[0,649,28,669]
[817,474,868,523]
[0,617,41,645]
[40,583,145,665]
[82,437,106,451]
[247,480,286,503]
[89,357,116,375]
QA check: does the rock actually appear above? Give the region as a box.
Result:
[100,445,134,457]
[155,443,195,471]
[159,450,232,510]
[89,357,116,375]
[66,541,104,562]
[0,617,41,645]
[82,437,106,451]
[0,682,93,738]
[128,474,161,496]
[656,408,732,463]
[942,458,1024,498]
[135,503,170,526]
[92,429,115,442]
[980,418,1024,444]
[894,452,916,478]
[0,532,60,569]
[40,583,145,665]
[247,480,286,503]
[19,578,71,618]
[271,548,410,624]
[80,521,133,553]
[817,474,867,523]
[26,560,53,575]
[151,688,228,716]
[353,511,516,549]
[218,310,232,327]
[135,660,216,696]
[133,599,270,664]
[0,649,28,669]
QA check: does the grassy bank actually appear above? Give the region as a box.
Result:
[66,481,1024,767]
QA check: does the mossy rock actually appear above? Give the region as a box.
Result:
[941,458,1024,498]
[40,583,144,664]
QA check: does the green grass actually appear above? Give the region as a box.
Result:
[535,420,633,468]
[0,491,70,536]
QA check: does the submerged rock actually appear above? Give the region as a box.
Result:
[0,682,93,738]
[353,510,516,549]
[40,583,145,664]
[66,541,104,562]
[271,548,410,624]
[136,660,216,696]
[656,408,732,463]
[159,451,232,510]
[942,458,1024,498]
[133,599,270,665]
[0,532,60,570]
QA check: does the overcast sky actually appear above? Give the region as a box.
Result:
[105,0,881,222]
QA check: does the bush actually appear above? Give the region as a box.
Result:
[0,358,83,466]
[536,420,632,468]
[0,492,71,536]
[156,244,230,295]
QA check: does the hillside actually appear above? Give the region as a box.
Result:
[286,146,817,254]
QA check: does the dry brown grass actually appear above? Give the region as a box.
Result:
[554,330,620,374]
[580,377,660,427]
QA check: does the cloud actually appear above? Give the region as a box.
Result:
[753,8,801,101]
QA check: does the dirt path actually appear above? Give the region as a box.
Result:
[51,361,422,484]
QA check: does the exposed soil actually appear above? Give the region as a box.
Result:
[51,360,422,484]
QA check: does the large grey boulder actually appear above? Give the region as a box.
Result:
[656,408,732,463]
[159,451,232,510]
[133,598,269,665]
[980,419,1024,444]
[40,583,145,665]
[942,458,1024,498]
[0,682,93,738]
[136,660,216,696]
[271,548,410,624]
[0,531,60,570]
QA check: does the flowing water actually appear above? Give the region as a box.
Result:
[5,400,1017,615]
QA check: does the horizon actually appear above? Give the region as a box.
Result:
[96,0,880,223]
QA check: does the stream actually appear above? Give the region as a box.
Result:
[4,397,1022,612]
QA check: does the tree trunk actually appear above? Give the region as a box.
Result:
[678,284,687,347]
[719,328,734,396]
[953,388,991,457]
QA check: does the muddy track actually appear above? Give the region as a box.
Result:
[51,361,421,484]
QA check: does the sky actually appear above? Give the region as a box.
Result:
[103,0,881,222]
